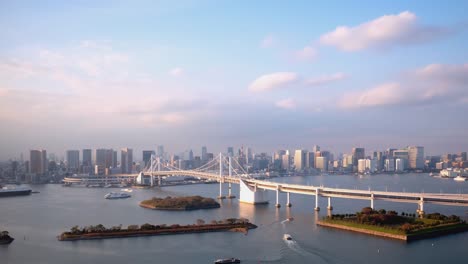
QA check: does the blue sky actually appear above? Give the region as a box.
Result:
[1,0,467,159]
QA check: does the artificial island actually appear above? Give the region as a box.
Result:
[57,218,256,241]
[317,207,468,242]
[139,195,221,210]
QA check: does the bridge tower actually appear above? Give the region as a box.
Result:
[157,157,162,186]
[217,153,226,199]
[150,154,155,187]
[314,188,320,211]
[227,156,236,199]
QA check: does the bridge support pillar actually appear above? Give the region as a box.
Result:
[218,181,226,199]
[158,176,162,186]
[275,188,281,208]
[227,182,236,198]
[286,192,291,207]
[418,197,425,216]
[239,179,268,205]
[314,188,320,211]
[327,197,333,210]
[370,193,374,209]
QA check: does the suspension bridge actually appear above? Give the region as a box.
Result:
[64,153,468,214]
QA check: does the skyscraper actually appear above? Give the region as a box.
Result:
[30,149,47,174]
[227,147,234,157]
[188,149,194,161]
[66,150,80,170]
[294,149,307,171]
[352,148,365,166]
[95,149,107,167]
[121,148,133,174]
[316,156,328,171]
[201,146,207,162]
[306,151,315,168]
[143,150,155,167]
[157,145,164,159]
[407,146,424,170]
[82,149,92,167]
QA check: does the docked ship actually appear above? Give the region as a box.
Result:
[104,192,131,199]
[0,185,32,197]
[454,176,467,182]
[214,258,240,264]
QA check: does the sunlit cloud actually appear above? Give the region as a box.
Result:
[320,11,450,51]
[294,46,317,61]
[339,63,468,108]
[249,72,299,92]
[306,72,348,86]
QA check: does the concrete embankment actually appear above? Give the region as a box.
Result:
[316,221,407,241]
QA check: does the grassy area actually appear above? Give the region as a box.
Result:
[408,223,468,237]
[321,218,405,235]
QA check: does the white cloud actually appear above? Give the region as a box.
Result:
[320,11,448,51]
[260,34,275,48]
[306,72,347,86]
[294,46,317,61]
[275,98,296,110]
[249,72,299,92]
[339,63,468,108]
[169,67,184,77]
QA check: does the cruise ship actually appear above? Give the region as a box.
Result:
[0,185,32,197]
[104,192,131,199]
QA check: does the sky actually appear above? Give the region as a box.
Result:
[1,0,468,160]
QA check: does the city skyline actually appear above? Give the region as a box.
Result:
[1,1,468,160]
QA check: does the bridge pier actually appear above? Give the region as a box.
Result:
[314,188,320,211]
[371,193,374,209]
[327,197,333,210]
[418,197,425,216]
[239,179,268,204]
[218,181,226,199]
[286,192,292,207]
[217,153,226,199]
[275,187,281,208]
[227,182,236,199]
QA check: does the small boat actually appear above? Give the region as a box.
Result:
[283,234,292,241]
[287,217,294,221]
[214,258,240,264]
[454,176,467,182]
[120,188,133,192]
[104,192,131,199]
[0,231,14,245]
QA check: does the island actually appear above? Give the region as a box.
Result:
[317,207,468,241]
[57,218,257,241]
[0,231,14,244]
[139,195,220,210]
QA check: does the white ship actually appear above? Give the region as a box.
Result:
[104,192,131,199]
[454,176,467,182]
[283,234,292,241]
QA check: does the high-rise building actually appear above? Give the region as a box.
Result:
[461,152,467,162]
[143,150,155,167]
[157,145,164,159]
[352,148,365,166]
[385,159,395,172]
[313,145,320,153]
[282,154,290,170]
[66,150,80,170]
[82,149,92,167]
[112,150,117,168]
[30,149,47,174]
[227,147,234,157]
[294,149,307,171]
[407,146,424,170]
[188,149,194,161]
[316,156,328,171]
[121,148,133,174]
[201,146,207,162]
[395,158,405,172]
[95,149,107,167]
[306,151,315,168]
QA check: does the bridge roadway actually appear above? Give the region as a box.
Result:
[142,170,468,207]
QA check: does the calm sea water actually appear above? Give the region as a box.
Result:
[1,173,467,264]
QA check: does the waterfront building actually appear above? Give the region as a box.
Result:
[358,159,366,173]
[294,149,307,171]
[366,159,377,173]
[282,154,290,171]
[82,149,92,167]
[460,152,467,162]
[352,148,365,166]
[121,148,133,174]
[30,149,47,174]
[385,158,395,172]
[306,151,315,169]
[66,150,80,171]
[408,146,424,170]
[395,158,405,172]
[157,145,165,159]
[95,149,107,168]
[315,156,328,171]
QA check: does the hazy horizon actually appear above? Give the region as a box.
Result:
[1,1,467,161]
